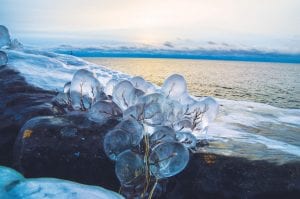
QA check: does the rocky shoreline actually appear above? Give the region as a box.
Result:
[0,65,299,198]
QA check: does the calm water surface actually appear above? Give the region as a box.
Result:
[85,58,300,109]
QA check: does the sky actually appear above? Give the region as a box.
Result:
[1,0,300,55]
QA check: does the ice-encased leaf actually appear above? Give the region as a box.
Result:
[143,102,164,126]
[150,126,176,146]
[70,69,105,110]
[183,100,207,130]
[149,142,189,179]
[103,129,132,161]
[123,104,144,121]
[64,82,71,93]
[173,119,192,132]
[0,51,8,66]
[0,25,11,48]
[130,76,146,89]
[112,80,135,110]
[162,74,187,100]
[115,118,144,146]
[175,131,197,148]
[130,76,156,94]
[89,100,122,124]
[161,99,184,126]
[138,93,165,106]
[115,150,144,185]
[105,78,119,96]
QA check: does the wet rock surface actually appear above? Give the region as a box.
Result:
[13,114,120,190]
[0,66,55,166]
[164,153,300,199]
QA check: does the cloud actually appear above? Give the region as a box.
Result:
[207,41,217,45]
[163,41,174,48]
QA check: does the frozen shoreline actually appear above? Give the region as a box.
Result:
[4,47,300,163]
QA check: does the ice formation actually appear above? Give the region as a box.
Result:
[0,25,11,48]
[0,166,124,199]
[70,69,106,110]
[149,142,189,179]
[0,51,8,66]
[52,68,220,198]
[115,150,144,184]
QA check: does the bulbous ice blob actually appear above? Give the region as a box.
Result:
[112,80,135,110]
[150,126,176,146]
[143,102,164,126]
[104,129,132,161]
[88,100,122,124]
[162,74,187,100]
[0,51,8,66]
[130,76,146,89]
[127,88,145,107]
[105,78,119,96]
[175,131,197,148]
[183,100,207,130]
[178,93,197,105]
[137,93,165,106]
[149,142,189,179]
[115,150,144,185]
[200,97,219,122]
[123,104,144,121]
[115,118,144,146]
[161,99,184,126]
[63,82,71,94]
[0,25,11,48]
[70,69,105,110]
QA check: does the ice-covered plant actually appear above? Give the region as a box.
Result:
[53,70,219,199]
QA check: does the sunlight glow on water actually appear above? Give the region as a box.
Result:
[85,58,300,109]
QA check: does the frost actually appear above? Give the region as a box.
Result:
[115,150,144,185]
[0,25,11,48]
[149,142,189,179]
[89,100,122,124]
[70,69,105,110]
[0,51,8,66]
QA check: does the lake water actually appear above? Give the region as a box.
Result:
[85,58,300,109]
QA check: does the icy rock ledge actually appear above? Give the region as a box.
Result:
[0,166,124,199]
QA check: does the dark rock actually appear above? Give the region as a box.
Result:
[0,66,55,166]
[163,153,300,199]
[13,114,120,190]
